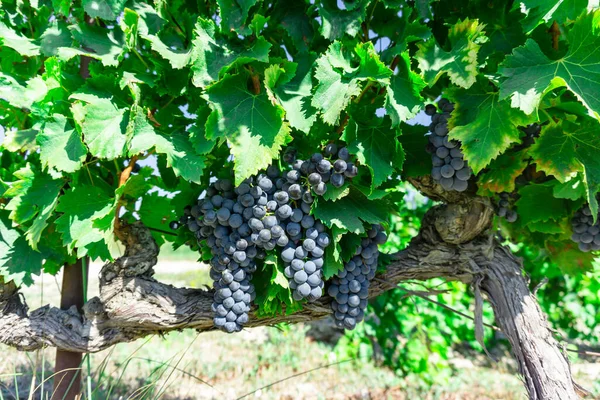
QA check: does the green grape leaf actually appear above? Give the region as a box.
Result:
[385,52,426,126]
[1,129,39,152]
[37,114,88,173]
[447,80,534,173]
[318,0,369,40]
[324,226,345,279]
[138,192,177,245]
[546,240,595,273]
[312,54,361,125]
[515,182,572,226]
[476,149,529,195]
[217,0,258,35]
[39,22,73,56]
[204,73,291,185]
[553,175,587,201]
[0,22,40,57]
[313,189,390,234]
[499,11,600,118]
[83,0,128,20]
[518,0,587,33]
[0,212,43,286]
[0,73,49,110]
[271,1,313,53]
[266,56,318,134]
[60,24,124,67]
[530,119,600,219]
[417,18,486,89]
[76,97,128,160]
[4,166,63,225]
[190,18,271,88]
[397,122,430,178]
[342,118,402,192]
[55,185,115,257]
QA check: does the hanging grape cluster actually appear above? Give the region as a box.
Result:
[425,99,472,192]
[327,225,387,330]
[176,143,378,333]
[570,204,600,252]
[496,192,518,223]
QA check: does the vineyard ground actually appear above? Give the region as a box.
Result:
[1,251,597,399]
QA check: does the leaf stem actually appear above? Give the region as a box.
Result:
[549,21,560,51]
[114,155,139,232]
[133,48,150,70]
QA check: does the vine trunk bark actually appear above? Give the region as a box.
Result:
[53,259,87,400]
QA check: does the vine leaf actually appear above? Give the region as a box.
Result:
[59,24,124,67]
[190,18,271,88]
[317,0,369,40]
[55,185,115,259]
[217,0,259,35]
[313,189,390,234]
[476,149,529,195]
[342,118,402,193]
[0,22,40,57]
[4,166,63,249]
[385,51,426,126]
[128,107,206,184]
[0,213,43,287]
[499,11,600,118]
[313,42,391,125]
[203,73,291,185]
[447,80,534,174]
[37,114,88,173]
[72,96,128,160]
[417,18,487,89]
[530,119,600,219]
[518,0,588,33]
[0,73,48,110]
[516,182,573,226]
[83,0,128,20]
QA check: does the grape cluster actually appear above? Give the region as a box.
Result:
[570,204,600,252]
[283,143,358,195]
[425,99,472,192]
[327,225,387,330]
[496,192,518,223]
[176,144,362,332]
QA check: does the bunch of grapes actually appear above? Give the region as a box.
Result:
[283,143,358,195]
[327,225,387,330]
[425,99,472,192]
[570,204,600,252]
[176,144,362,332]
[496,192,518,223]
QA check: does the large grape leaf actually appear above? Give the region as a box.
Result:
[546,240,595,273]
[83,0,128,20]
[75,97,128,160]
[217,0,258,35]
[313,189,390,234]
[476,149,529,195]
[312,42,392,125]
[0,73,49,110]
[416,18,486,89]
[385,51,426,126]
[515,182,573,226]
[447,80,535,173]
[518,0,587,33]
[0,217,43,287]
[499,11,600,118]
[265,56,317,133]
[190,18,271,88]
[318,0,369,40]
[37,114,88,173]
[342,118,402,193]
[397,122,431,178]
[39,22,73,56]
[0,22,40,57]
[203,73,291,185]
[1,129,39,152]
[530,119,600,219]
[60,24,124,67]
[55,185,115,257]
[128,107,206,184]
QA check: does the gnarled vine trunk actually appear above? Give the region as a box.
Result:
[0,176,579,399]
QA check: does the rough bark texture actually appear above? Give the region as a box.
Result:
[0,176,579,400]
